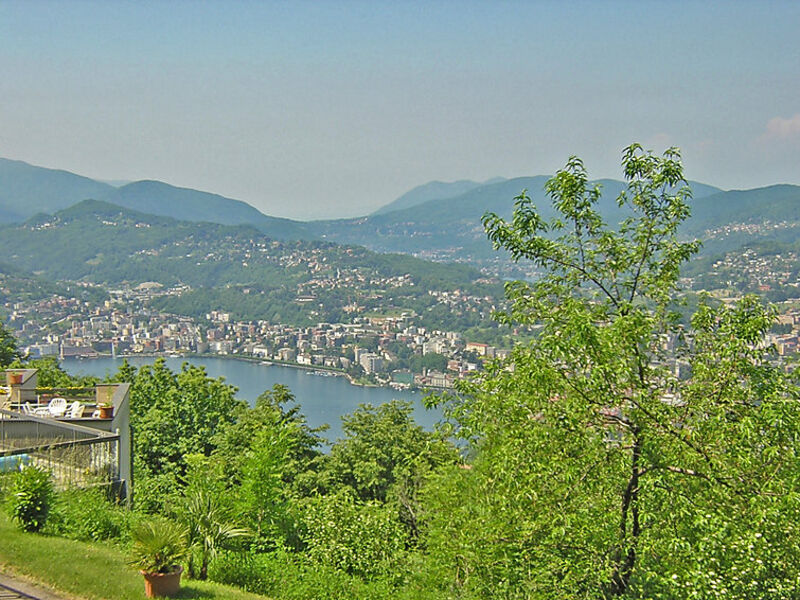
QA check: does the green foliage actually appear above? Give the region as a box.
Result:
[417,464,519,598]
[109,357,137,383]
[10,356,97,387]
[216,385,324,489]
[0,267,108,310]
[124,358,244,512]
[427,145,800,597]
[180,488,249,580]
[314,400,457,541]
[212,384,324,549]
[128,518,187,574]
[301,491,407,579]
[207,550,267,595]
[48,487,130,542]
[0,473,12,501]
[0,321,22,367]
[209,548,401,600]
[409,351,448,373]
[234,426,296,549]
[6,466,53,532]
[319,401,456,503]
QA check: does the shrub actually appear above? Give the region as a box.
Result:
[208,550,266,594]
[301,491,407,578]
[6,466,53,532]
[209,549,399,600]
[48,487,130,542]
[0,472,14,501]
[179,488,248,579]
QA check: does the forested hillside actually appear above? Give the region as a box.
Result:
[0,200,501,328]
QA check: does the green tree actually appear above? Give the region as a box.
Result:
[409,352,448,374]
[0,322,22,367]
[124,359,244,512]
[212,384,325,548]
[108,357,137,384]
[427,145,800,598]
[317,401,457,539]
[215,384,324,488]
[235,425,296,549]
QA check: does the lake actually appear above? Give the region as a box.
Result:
[60,356,443,444]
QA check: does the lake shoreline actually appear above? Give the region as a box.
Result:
[60,355,440,442]
[85,351,428,391]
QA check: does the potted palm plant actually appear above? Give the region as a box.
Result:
[129,519,187,598]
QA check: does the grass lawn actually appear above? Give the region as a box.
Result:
[0,513,270,600]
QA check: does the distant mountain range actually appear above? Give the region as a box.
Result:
[686,184,800,234]
[0,158,304,239]
[303,178,725,262]
[4,156,800,272]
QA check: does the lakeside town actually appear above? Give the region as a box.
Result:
[4,280,512,390]
[8,222,800,391]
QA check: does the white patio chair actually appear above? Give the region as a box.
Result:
[67,401,85,418]
[33,404,51,416]
[35,397,68,417]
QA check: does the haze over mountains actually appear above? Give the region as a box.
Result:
[371,178,508,215]
[0,158,112,223]
[0,158,304,240]
[4,156,800,272]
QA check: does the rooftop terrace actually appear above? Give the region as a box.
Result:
[0,369,132,503]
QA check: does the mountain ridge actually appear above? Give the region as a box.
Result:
[7,155,800,275]
[0,158,308,239]
[372,178,507,215]
[0,158,115,221]
[303,177,726,261]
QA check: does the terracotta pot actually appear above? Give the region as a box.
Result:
[99,405,113,419]
[8,373,22,385]
[141,566,182,598]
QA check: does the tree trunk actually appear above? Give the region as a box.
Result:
[606,432,642,596]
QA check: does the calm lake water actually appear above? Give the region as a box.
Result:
[61,356,442,444]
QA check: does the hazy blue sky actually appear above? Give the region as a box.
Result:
[2,1,798,219]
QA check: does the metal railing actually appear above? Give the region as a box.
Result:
[0,408,120,490]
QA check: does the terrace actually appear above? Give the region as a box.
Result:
[0,369,132,504]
